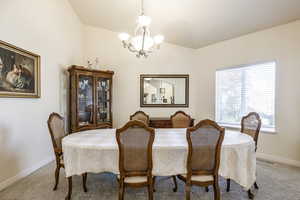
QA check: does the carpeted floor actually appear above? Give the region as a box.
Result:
[1,160,300,200]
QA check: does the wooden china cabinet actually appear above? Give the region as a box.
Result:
[68,65,114,133]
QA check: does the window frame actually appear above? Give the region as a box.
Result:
[215,61,277,133]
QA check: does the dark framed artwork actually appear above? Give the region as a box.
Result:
[0,40,40,98]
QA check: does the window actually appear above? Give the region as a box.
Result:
[215,62,276,131]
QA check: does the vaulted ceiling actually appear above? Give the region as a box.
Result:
[69,0,300,49]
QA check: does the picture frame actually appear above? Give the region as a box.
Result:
[0,40,40,98]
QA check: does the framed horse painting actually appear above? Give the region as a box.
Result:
[0,40,40,98]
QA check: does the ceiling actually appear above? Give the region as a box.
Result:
[69,0,300,49]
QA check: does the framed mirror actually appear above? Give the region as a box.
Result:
[140,74,189,107]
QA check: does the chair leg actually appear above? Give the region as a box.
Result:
[254,182,259,190]
[205,186,209,192]
[248,189,254,199]
[226,179,231,192]
[148,177,154,200]
[213,178,221,200]
[153,176,156,192]
[82,173,88,192]
[118,178,125,200]
[65,177,72,200]
[172,176,178,192]
[185,183,191,200]
[53,166,60,191]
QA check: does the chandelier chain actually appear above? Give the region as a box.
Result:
[141,0,144,15]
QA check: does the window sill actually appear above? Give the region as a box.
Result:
[217,123,276,134]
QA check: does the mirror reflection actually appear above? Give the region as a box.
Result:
[141,75,189,107]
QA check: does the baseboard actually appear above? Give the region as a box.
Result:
[257,153,300,168]
[0,156,55,192]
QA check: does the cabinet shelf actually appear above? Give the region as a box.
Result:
[98,100,110,102]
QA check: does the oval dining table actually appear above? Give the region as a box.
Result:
[62,128,256,199]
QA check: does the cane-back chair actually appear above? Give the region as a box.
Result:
[47,113,87,192]
[226,112,261,199]
[170,111,192,128]
[116,120,155,200]
[178,119,225,200]
[130,111,150,126]
[241,112,262,151]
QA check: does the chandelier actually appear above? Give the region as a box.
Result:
[118,0,164,58]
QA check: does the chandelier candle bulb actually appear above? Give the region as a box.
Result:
[118,33,130,41]
[154,35,164,44]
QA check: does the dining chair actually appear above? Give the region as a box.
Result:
[116,120,155,200]
[178,119,225,200]
[226,112,261,199]
[47,112,87,192]
[130,111,150,126]
[162,110,192,192]
[170,111,192,128]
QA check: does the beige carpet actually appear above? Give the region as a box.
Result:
[1,161,300,200]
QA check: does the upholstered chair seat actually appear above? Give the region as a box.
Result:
[60,155,64,165]
[117,175,148,184]
[179,174,214,182]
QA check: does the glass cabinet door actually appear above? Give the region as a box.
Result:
[96,78,111,124]
[77,75,94,127]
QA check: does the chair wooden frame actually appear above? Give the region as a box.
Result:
[226,112,262,199]
[170,111,192,128]
[47,113,87,194]
[178,119,225,200]
[116,120,155,200]
[130,111,150,126]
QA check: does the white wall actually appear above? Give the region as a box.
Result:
[0,0,83,189]
[195,20,300,163]
[83,25,199,128]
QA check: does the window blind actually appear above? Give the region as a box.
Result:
[215,62,276,130]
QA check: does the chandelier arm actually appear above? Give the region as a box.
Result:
[128,44,138,53]
[143,50,152,55]
[122,41,128,48]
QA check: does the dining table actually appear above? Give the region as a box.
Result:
[62,128,256,199]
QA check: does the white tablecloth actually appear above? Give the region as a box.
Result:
[62,128,256,190]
